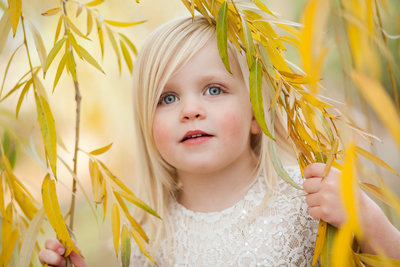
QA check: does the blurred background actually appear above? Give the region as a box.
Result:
[0,0,399,266]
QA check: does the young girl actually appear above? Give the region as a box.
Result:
[39,16,400,266]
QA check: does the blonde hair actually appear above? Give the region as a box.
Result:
[131,16,294,259]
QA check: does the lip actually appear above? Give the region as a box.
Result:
[180,130,214,143]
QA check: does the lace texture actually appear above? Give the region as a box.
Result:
[132,167,318,266]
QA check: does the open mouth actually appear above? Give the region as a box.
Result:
[181,131,213,143]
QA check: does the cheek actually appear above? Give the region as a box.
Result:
[152,116,174,157]
[218,109,251,142]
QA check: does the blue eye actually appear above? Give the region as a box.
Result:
[206,86,222,96]
[161,94,178,104]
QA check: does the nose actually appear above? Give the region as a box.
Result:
[180,100,206,122]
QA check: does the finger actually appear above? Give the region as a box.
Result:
[303,177,322,193]
[303,163,326,179]
[69,250,87,267]
[308,206,322,221]
[305,193,320,207]
[45,238,65,255]
[38,249,66,266]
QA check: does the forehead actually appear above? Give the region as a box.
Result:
[165,38,244,88]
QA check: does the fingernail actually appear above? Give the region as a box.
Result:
[58,247,65,255]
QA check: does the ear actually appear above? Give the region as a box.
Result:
[250,116,261,134]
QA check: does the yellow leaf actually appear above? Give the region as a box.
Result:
[18,208,45,267]
[45,37,66,74]
[105,26,121,73]
[64,16,90,40]
[54,15,63,45]
[76,3,83,17]
[130,228,158,266]
[16,78,32,117]
[79,45,105,73]
[360,182,400,208]
[67,30,82,58]
[112,203,120,257]
[115,190,161,219]
[88,159,100,201]
[0,172,4,216]
[90,143,112,155]
[34,90,57,177]
[1,203,19,267]
[216,1,230,73]
[53,53,67,91]
[86,9,93,36]
[114,192,149,243]
[8,0,21,36]
[340,144,361,237]
[119,33,137,55]
[356,253,400,267]
[41,174,81,257]
[121,224,131,267]
[97,159,134,196]
[0,11,12,53]
[332,222,354,267]
[322,139,339,178]
[254,0,278,17]
[30,23,47,70]
[66,51,77,82]
[41,7,60,16]
[120,40,133,73]
[312,221,327,266]
[85,0,104,7]
[355,146,397,174]
[96,18,104,58]
[104,19,145,27]
[352,72,400,149]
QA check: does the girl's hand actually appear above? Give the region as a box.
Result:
[38,238,87,267]
[302,163,347,227]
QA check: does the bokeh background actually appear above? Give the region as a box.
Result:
[0,0,399,266]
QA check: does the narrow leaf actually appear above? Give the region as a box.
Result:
[85,0,104,7]
[121,224,131,267]
[105,26,121,72]
[86,9,93,36]
[356,253,400,266]
[18,208,45,267]
[8,0,22,36]
[41,7,60,16]
[241,17,254,67]
[0,11,12,54]
[96,18,104,58]
[30,23,47,70]
[216,1,230,73]
[130,228,158,266]
[16,78,32,118]
[45,37,66,74]
[90,143,112,155]
[0,172,5,216]
[312,221,327,266]
[79,45,105,73]
[104,19,145,27]
[1,43,22,97]
[54,15,63,45]
[360,182,400,209]
[352,72,400,148]
[64,16,89,40]
[53,52,67,91]
[254,0,278,17]
[42,174,81,257]
[355,146,397,174]
[116,190,161,219]
[34,91,57,177]
[249,59,274,139]
[112,203,120,257]
[120,40,133,73]
[119,33,137,55]
[66,51,77,82]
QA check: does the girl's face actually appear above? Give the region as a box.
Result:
[152,38,260,176]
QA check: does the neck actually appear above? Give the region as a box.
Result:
[177,151,259,212]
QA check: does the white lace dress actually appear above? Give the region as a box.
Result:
[131,167,318,266]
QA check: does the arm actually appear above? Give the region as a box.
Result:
[38,238,87,267]
[303,162,400,259]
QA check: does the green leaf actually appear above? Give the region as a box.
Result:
[34,90,57,177]
[216,1,230,73]
[79,45,105,73]
[121,224,131,267]
[241,17,254,67]
[249,59,274,139]
[120,40,133,73]
[44,37,66,74]
[8,0,22,36]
